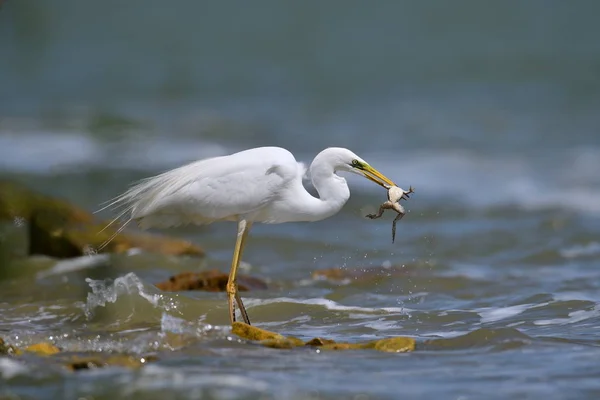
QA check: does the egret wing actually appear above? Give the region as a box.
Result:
[102,147,299,229]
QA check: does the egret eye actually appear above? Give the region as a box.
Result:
[351,159,361,168]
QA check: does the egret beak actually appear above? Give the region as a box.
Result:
[361,164,396,188]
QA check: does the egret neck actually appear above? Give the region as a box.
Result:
[295,152,351,222]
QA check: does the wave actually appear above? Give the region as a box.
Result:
[356,147,600,214]
[560,242,600,259]
[0,358,29,380]
[0,130,229,174]
[243,296,409,315]
[2,128,599,214]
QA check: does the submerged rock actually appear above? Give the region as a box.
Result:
[304,337,336,346]
[0,180,204,258]
[58,353,156,371]
[156,270,268,292]
[312,265,411,282]
[232,322,415,353]
[311,336,414,353]
[24,342,61,356]
[0,337,18,355]
[232,321,304,349]
[0,337,156,371]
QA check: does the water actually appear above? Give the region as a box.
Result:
[1,1,600,399]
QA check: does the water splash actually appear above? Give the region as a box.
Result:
[37,254,110,279]
[0,358,29,380]
[84,273,162,319]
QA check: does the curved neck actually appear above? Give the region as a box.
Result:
[299,156,350,222]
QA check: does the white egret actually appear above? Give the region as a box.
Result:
[101,147,397,325]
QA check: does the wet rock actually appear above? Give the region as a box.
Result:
[0,337,156,371]
[0,181,93,225]
[308,337,415,352]
[304,337,336,346]
[232,322,415,352]
[232,322,298,342]
[232,322,284,341]
[311,267,350,281]
[0,180,204,258]
[367,337,415,352]
[232,322,304,348]
[60,354,156,371]
[260,338,305,349]
[0,337,18,355]
[24,342,61,356]
[156,270,268,292]
[1,339,62,356]
[311,265,412,283]
[0,220,29,263]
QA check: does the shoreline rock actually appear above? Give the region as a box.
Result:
[0,337,156,371]
[0,180,204,259]
[232,322,415,353]
[156,270,268,292]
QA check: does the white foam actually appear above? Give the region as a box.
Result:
[5,127,599,215]
[125,366,270,393]
[84,272,161,318]
[0,130,229,173]
[353,147,600,214]
[560,242,600,259]
[362,319,401,331]
[534,305,600,326]
[475,304,531,324]
[37,254,110,279]
[421,331,470,339]
[552,292,599,303]
[0,358,28,380]
[158,313,220,337]
[0,131,99,173]
[160,313,190,334]
[244,297,410,315]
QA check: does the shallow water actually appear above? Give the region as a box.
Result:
[2,1,600,399]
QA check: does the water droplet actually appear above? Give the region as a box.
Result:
[83,245,98,256]
[13,216,25,227]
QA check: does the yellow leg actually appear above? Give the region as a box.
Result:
[226,219,252,325]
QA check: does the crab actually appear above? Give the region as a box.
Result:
[366,185,414,243]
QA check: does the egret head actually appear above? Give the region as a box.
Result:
[349,157,397,188]
[321,147,397,188]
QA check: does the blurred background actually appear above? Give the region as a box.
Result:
[2,0,599,213]
[2,2,600,398]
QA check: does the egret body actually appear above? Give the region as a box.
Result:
[102,147,396,325]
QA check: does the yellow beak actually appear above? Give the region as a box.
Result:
[361,164,397,188]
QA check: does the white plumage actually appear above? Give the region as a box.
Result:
[99,146,397,325]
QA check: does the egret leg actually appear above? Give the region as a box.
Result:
[226,219,252,325]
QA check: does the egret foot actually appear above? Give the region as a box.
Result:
[235,291,251,325]
[226,281,251,325]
